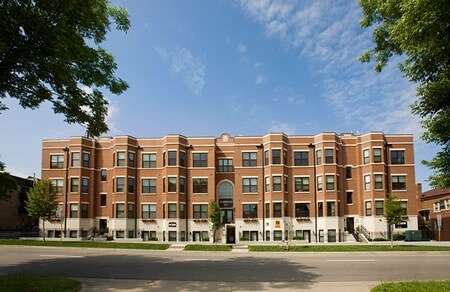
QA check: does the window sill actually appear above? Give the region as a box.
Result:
[193,219,208,223]
[142,219,156,223]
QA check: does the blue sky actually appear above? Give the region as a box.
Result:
[0,0,439,190]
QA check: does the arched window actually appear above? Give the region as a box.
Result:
[218,181,233,198]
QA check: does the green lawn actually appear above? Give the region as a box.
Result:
[249,245,450,252]
[372,280,450,292]
[0,239,170,250]
[0,275,81,292]
[184,244,232,251]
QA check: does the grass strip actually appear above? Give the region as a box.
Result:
[0,275,81,292]
[249,245,450,252]
[184,244,232,251]
[371,280,450,292]
[0,239,169,250]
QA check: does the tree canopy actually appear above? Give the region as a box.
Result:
[208,200,221,243]
[26,179,58,241]
[358,0,450,188]
[0,161,17,201]
[384,194,404,247]
[0,0,130,137]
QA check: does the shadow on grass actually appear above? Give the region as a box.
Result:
[0,252,318,291]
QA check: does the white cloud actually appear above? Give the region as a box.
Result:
[287,96,304,105]
[254,61,262,68]
[236,42,247,53]
[268,121,296,134]
[256,74,266,85]
[155,46,206,96]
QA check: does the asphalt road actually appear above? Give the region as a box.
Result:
[0,246,449,291]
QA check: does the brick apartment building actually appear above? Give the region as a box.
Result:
[419,188,450,241]
[41,132,418,243]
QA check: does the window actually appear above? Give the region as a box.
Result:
[264,150,269,165]
[272,149,281,164]
[117,151,126,166]
[116,177,125,193]
[375,200,384,216]
[327,202,336,216]
[70,178,79,193]
[168,177,177,192]
[101,169,107,181]
[328,229,336,242]
[273,202,282,217]
[265,203,270,218]
[142,178,156,194]
[325,149,333,164]
[365,201,372,216]
[272,176,281,192]
[168,151,177,166]
[364,175,371,191]
[51,179,63,194]
[179,151,186,167]
[392,175,406,190]
[81,204,88,218]
[317,176,323,191]
[82,152,90,168]
[346,166,352,179]
[294,151,309,166]
[180,177,185,193]
[163,178,165,192]
[193,153,208,167]
[243,204,258,218]
[283,149,288,165]
[193,204,208,219]
[193,178,208,193]
[128,152,135,167]
[265,177,270,192]
[168,231,177,242]
[326,175,334,191]
[142,153,156,168]
[163,152,166,166]
[218,158,233,172]
[100,194,107,207]
[82,178,89,193]
[142,204,156,219]
[179,204,185,219]
[128,177,135,193]
[391,150,405,164]
[284,176,287,192]
[400,201,408,215]
[295,203,310,217]
[363,149,370,164]
[168,203,177,218]
[374,174,383,190]
[274,230,282,241]
[242,152,257,167]
[373,148,382,163]
[243,178,258,193]
[318,202,323,217]
[116,203,125,218]
[71,152,80,167]
[116,231,124,238]
[316,149,322,165]
[346,191,353,204]
[50,154,64,169]
[70,204,78,218]
[295,177,310,192]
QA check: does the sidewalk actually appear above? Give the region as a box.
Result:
[78,278,379,291]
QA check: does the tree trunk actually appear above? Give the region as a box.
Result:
[390,224,393,248]
[42,218,46,242]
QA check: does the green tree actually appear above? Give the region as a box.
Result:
[0,161,17,201]
[26,179,58,241]
[0,0,130,137]
[358,0,450,188]
[208,200,221,244]
[384,194,404,248]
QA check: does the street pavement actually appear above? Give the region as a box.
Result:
[0,242,449,291]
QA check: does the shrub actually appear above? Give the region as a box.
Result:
[149,237,158,241]
[240,237,249,241]
[293,236,304,240]
[393,233,405,241]
[373,237,387,241]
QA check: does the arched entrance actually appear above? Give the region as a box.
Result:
[217,180,235,243]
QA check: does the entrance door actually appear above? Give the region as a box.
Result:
[346,217,355,234]
[99,219,107,235]
[250,231,258,241]
[226,226,235,244]
[303,230,311,243]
